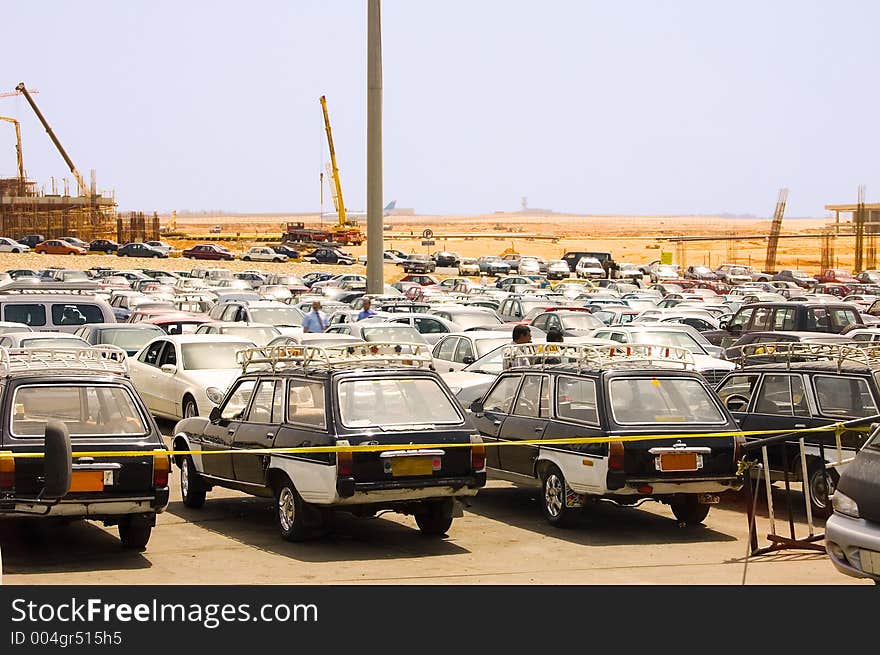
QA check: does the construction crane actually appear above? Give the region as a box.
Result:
[763,187,789,273]
[14,83,89,197]
[318,95,364,245]
[0,116,25,189]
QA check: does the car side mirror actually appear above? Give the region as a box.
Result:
[462,356,476,365]
[160,364,177,375]
[209,406,221,422]
[469,400,484,416]
[41,421,72,500]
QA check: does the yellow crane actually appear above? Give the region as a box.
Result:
[0,116,25,192]
[319,95,363,245]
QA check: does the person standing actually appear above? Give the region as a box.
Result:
[302,300,328,333]
[509,324,532,368]
[357,298,377,321]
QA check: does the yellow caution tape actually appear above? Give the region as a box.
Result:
[0,422,860,460]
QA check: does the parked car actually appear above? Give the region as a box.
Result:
[684,265,718,281]
[0,291,115,332]
[182,244,235,261]
[457,257,481,276]
[129,334,257,419]
[401,254,437,274]
[576,257,607,280]
[144,240,175,255]
[703,302,864,347]
[241,246,288,262]
[118,242,168,258]
[171,343,486,540]
[74,322,166,355]
[17,234,44,249]
[195,321,281,346]
[825,424,880,584]
[721,330,854,362]
[60,236,90,250]
[0,331,91,350]
[0,237,29,253]
[432,330,513,372]
[477,256,511,277]
[325,320,428,344]
[272,245,301,259]
[469,342,743,527]
[518,257,542,276]
[302,247,355,265]
[530,309,605,336]
[715,344,880,514]
[34,239,87,255]
[562,251,613,275]
[0,346,170,548]
[546,260,570,280]
[89,238,119,253]
[432,251,460,267]
[816,269,859,288]
[207,300,305,332]
[773,269,818,289]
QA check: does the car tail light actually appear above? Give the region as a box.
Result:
[152,452,170,487]
[608,441,625,471]
[337,449,353,476]
[0,453,14,489]
[471,444,486,472]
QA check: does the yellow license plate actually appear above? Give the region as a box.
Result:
[69,470,104,492]
[390,456,434,477]
[658,453,699,472]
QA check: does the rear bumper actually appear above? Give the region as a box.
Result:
[333,473,485,506]
[825,513,880,582]
[607,474,742,495]
[1,488,169,519]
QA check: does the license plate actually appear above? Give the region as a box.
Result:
[389,456,434,477]
[861,549,880,576]
[657,453,701,472]
[69,471,104,492]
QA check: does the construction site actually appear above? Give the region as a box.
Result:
[0,83,158,245]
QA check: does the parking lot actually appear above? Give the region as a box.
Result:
[0,423,860,585]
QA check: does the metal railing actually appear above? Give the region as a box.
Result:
[0,346,127,376]
[728,341,880,372]
[502,342,695,371]
[236,342,434,373]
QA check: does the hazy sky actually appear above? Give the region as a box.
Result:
[1,1,877,217]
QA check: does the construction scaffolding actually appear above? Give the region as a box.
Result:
[820,229,836,270]
[763,187,788,273]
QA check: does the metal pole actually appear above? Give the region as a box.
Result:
[366,0,384,294]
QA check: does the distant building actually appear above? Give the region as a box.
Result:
[517,196,554,214]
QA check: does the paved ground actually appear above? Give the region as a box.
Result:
[1,426,865,585]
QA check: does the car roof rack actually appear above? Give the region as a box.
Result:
[236,342,434,373]
[0,346,127,376]
[0,282,101,295]
[502,343,695,371]
[729,341,880,373]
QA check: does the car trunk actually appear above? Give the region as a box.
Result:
[613,431,737,478]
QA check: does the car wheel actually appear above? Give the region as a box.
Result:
[670,495,711,525]
[414,498,454,536]
[541,464,577,527]
[118,516,153,550]
[275,477,311,542]
[183,396,198,419]
[274,257,282,263]
[180,455,207,508]
[11,248,19,253]
[243,256,250,261]
[807,460,839,518]
[68,251,75,255]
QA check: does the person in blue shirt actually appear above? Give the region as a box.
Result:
[301,300,328,333]
[356,298,377,321]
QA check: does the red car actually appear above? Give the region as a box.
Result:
[816,269,858,291]
[182,244,234,261]
[141,312,212,335]
[399,274,439,286]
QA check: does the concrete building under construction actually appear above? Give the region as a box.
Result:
[0,83,157,243]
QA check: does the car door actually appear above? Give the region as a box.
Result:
[433,336,459,371]
[497,374,550,476]
[155,341,183,418]
[200,378,257,480]
[453,338,476,368]
[470,374,523,471]
[232,377,285,485]
[129,339,167,413]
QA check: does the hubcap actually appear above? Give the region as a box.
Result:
[810,469,833,510]
[545,474,564,517]
[181,459,189,497]
[278,487,295,532]
[184,401,195,418]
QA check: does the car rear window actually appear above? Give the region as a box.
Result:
[608,377,726,425]
[814,376,878,418]
[11,384,148,438]
[337,377,462,428]
[4,303,47,327]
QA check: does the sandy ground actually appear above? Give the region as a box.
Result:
[165,212,851,273]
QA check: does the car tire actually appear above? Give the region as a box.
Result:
[274,257,282,263]
[180,455,207,509]
[118,516,152,550]
[541,464,577,528]
[11,248,19,253]
[414,498,454,536]
[274,477,311,542]
[243,256,250,261]
[182,396,198,419]
[670,495,711,525]
[806,460,839,518]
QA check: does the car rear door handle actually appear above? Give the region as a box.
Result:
[266,432,275,438]
[227,428,236,434]
[493,420,502,427]
[534,426,543,433]
[794,424,806,428]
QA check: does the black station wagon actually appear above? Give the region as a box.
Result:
[468,343,743,527]
[0,346,170,549]
[171,343,486,541]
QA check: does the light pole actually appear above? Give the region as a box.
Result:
[366,0,384,294]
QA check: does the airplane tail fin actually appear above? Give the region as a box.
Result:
[384,200,396,212]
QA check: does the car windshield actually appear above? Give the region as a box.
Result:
[559,313,602,330]
[792,271,810,278]
[11,384,148,437]
[464,344,506,375]
[608,378,726,425]
[61,271,89,281]
[475,337,511,357]
[337,377,462,428]
[248,307,303,326]
[451,312,502,329]
[97,328,161,353]
[220,326,279,345]
[629,330,706,354]
[19,337,89,349]
[361,325,426,343]
[181,341,254,369]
